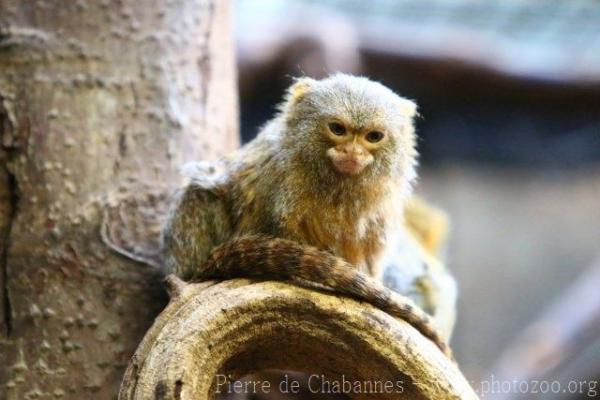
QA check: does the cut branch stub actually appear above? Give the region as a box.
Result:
[119,277,478,400]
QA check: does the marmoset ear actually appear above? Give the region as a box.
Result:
[288,77,316,103]
[398,98,418,118]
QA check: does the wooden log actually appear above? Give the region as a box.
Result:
[120,276,478,400]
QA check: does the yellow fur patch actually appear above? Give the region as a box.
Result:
[404,196,449,257]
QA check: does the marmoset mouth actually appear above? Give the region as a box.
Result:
[333,157,367,175]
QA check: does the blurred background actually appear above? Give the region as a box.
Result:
[233,0,600,398]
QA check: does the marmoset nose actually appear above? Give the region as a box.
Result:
[339,143,365,156]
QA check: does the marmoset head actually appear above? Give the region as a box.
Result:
[281,74,418,185]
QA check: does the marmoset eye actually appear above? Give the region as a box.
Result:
[366,131,384,143]
[328,122,346,135]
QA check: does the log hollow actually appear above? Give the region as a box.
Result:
[120,276,478,400]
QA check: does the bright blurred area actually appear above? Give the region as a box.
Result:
[234,1,600,398]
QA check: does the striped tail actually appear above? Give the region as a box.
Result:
[193,235,453,359]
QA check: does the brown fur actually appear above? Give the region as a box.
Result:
[194,236,451,357]
[162,74,452,358]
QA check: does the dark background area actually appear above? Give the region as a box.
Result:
[237,0,600,168]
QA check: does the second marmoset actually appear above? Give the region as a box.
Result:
[162,73,457,356]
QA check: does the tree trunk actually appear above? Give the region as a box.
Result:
[0,1,238,399]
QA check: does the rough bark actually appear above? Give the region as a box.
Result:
[0,1,238,399]
[120,277,477,400]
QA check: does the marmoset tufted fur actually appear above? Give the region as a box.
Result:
[162,74,455,357]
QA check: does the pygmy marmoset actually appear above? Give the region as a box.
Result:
[162,74,456,357]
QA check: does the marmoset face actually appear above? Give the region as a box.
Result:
[323,119,385,176]
[285,74,417,179]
